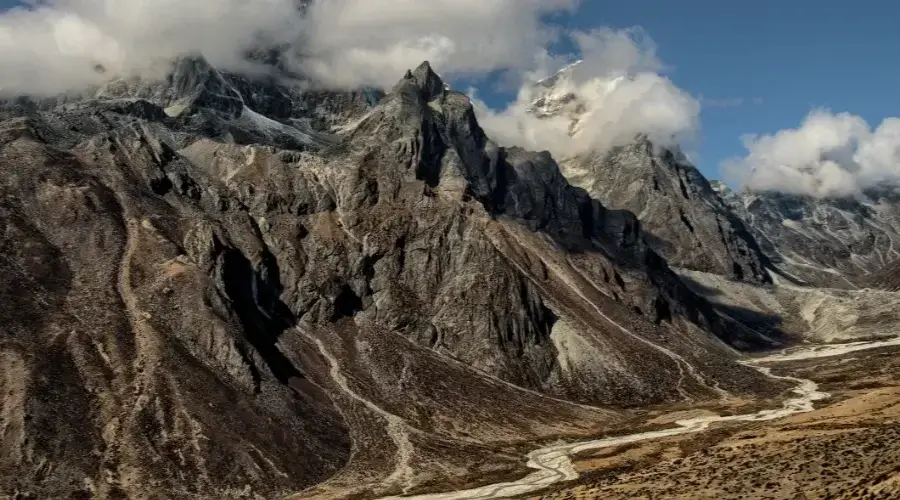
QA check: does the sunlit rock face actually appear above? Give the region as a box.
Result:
[525,62,771,284]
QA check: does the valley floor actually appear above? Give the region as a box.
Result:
[367,340,900,500]
[524,344,900,500]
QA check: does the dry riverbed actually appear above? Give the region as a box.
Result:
[528,345,900,499]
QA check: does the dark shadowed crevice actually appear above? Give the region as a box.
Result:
[679,176,691,199]
[413,120,446,188]
[331,285,363,321]
[487,153,511,214]
[654,296,673,324]
[732,262,745,280]
[361,254,379,297]
[149,176,173,196]
[579,198,597,239]
[396,235,408,272]
[680,210,695,233]
[220,247,304,387]
[614,271,626,289]
[520,275,558,348]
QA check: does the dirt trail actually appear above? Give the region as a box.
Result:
[309,335,416,494]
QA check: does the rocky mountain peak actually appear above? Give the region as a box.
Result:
[709,180,731,195]
[96,55,245,120]
[527,60,638,139]
[408,60,448,102]
[522,62,771,283]
[394,61,447,103]
[348,61,502,204]
[527,62,587,137]
[165,55,246,117]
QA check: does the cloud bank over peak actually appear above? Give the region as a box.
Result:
[0,1,699,162]
[723,109,900,198]
[0,0,578,95]
[301,0,577,88]
[470,28,701,160]
[0,0,305,95]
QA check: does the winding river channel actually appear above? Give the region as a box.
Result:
[383,337,900,500]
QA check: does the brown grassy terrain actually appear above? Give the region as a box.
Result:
[527,346,900,500]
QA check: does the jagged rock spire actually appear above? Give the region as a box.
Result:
[410,61,446,101]
[96,54,245,119]
[394,61,448,103]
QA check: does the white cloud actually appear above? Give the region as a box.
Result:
[300,0,577,88]
[470,28,701,159]
[0,1,700,162]
[0,0,304,95]
[722,109,900,198]
[0,0,578,96]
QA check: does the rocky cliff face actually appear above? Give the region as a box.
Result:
[559,142,771,283]
[712,182,900,288]
[0,57,782,499]
[527,63,771,284]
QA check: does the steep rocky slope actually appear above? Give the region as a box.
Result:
[558,142,770,283]
[0,57,784,499]
[522,62,900,346]
[863,258,900,291]
[712,182,900,288]
[527,63,771,284]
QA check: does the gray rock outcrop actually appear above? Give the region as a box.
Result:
[713,182,900,288]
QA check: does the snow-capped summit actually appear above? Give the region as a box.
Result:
[522,62,771,283]
[527,60,621,138]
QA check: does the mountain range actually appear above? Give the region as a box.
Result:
[2,52,900,500]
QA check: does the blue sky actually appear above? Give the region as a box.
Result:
[472,0,900,181]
